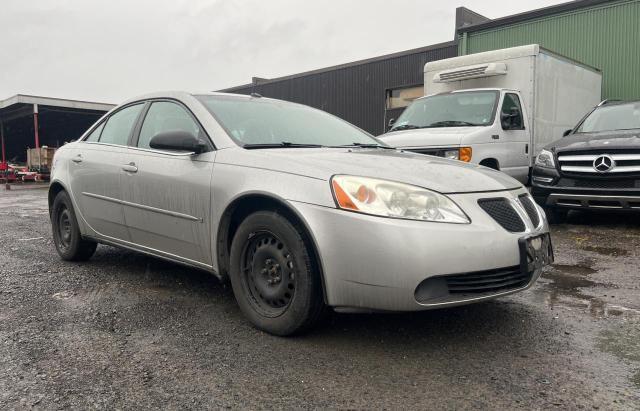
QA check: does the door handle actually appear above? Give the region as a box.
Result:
[71,155,83,163]
[491,134,500,140]
[122,162,138,173]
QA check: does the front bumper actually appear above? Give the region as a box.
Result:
[290,187,550,312]
[531,166,640,211]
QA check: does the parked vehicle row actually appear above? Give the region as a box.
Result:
[48,91,552,336]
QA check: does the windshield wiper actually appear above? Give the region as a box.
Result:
[329,142,395,149]
[425,120,482,128]
[243,142,325,149]
[389,124,422,132]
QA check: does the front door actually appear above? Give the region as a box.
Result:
[498,92,530,183]
[69,103,145,241]
[120,100,215,266]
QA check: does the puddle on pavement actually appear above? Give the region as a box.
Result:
[537,262,639,319]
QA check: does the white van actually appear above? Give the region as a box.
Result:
[379,45,603,183]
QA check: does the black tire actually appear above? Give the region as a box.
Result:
[229,210,325,336]
[544,207,569,224]
[51,190,97,261]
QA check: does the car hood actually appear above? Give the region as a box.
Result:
[218,147,521,194]
[549,129,640,152]
[378,127,482,148]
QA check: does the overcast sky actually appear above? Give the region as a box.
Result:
[1,0,566,104]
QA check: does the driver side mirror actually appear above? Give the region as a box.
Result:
[388,118,396,129]
[149,131,206,154]
[562,129,572,137]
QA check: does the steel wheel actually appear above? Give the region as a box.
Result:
[57,206,72,250]
[240,231,297,317]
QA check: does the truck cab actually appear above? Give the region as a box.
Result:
[378,44,602,185]
[380,88,531,183]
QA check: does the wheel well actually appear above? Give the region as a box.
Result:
[216,194,327,300]
[48,182,65,215]
[479,158,500,170]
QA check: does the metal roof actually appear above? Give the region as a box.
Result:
[457,0,618,34]
[221,41,457,92]
[0,94,115,112]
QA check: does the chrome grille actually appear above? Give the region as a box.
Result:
[557,150,640,174]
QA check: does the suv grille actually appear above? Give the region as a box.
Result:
[557,150,640,175]
[518,195,540,228]
[478,198,525,232]
[556,178,638,189]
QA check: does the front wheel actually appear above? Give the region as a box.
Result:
[51,190,97,261]
[229,211,325,336]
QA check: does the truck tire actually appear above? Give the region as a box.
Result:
[229,210,325,336]
[51,190,97,261]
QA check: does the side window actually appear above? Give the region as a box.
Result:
[137,101,201,149]
[99,104,144,146]
[84,122,104,142]
[501,93,525,130]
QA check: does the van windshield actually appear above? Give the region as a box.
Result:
[390,91,499,132]
[576,102,640,133]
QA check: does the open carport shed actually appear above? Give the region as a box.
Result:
[0,95,114,163]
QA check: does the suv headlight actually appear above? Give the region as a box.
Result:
[535,149,556,168]
[331,175,470,224]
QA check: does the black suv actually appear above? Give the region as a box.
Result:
[531,100,640,223]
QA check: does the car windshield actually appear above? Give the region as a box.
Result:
[390,90,499,131]
[196,95,382,147]
[576,102,640,133]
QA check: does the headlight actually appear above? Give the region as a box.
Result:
[443,149,459,160]
[443,147,472,162]
[331,175,470,224]
[535,149,556,168]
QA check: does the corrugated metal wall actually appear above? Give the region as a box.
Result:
[226,44,458,135]
[459,0,640,100]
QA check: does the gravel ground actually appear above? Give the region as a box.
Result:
[1,187,639,409]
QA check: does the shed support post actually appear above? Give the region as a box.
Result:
[33,104,40,148]
[1,121,5,165]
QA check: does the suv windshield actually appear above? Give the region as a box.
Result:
[196,95,383,147]
[390,90,499,132]
[576,102,640,133]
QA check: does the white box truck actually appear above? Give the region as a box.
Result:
[379,44,603,183]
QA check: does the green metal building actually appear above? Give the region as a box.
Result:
[458,0,640,101]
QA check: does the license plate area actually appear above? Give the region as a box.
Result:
[519,233,554,275]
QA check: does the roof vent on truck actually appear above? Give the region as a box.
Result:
[433,62,507,83]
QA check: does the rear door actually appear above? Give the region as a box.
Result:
[120,100,215,266]
[68,103,145,241]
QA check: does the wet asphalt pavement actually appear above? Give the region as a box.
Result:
[1,186,639,409]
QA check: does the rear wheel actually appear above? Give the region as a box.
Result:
[544,207,568,224]
[229,211,325,336]
[51,190,97,261]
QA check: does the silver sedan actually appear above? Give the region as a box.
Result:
[48,91,553,335]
